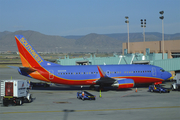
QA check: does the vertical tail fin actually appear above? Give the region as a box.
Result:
[15,35,47,68]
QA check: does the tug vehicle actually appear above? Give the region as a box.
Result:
[77,91,96,100]
[148,85,170,93]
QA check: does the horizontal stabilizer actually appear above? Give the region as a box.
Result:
[19,67,36,72]
[8,66,36,72]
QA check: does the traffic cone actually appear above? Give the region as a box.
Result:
[135,88,138,92]
[99,89,102,97]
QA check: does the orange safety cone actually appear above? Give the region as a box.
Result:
[135,88,138,92]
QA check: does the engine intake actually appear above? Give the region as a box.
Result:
[112,79,134,89]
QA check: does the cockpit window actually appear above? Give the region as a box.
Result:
[160,69,165,72]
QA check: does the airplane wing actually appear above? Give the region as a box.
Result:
[95,66,134,89]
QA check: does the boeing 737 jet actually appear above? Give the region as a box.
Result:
[14,35,171,89]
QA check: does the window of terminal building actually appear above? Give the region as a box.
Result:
[172,52,180,58]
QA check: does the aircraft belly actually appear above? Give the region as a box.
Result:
[127,76,163,84]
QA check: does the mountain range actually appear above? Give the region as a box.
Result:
[0,30,180,53]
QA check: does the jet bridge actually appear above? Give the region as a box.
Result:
[153,57,180,72]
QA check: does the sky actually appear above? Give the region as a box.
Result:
[0,0,180,36]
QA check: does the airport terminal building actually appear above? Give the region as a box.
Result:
[57,39,180,76]
[122,40,180,59]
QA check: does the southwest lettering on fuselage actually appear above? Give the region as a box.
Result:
[20,37,43,64]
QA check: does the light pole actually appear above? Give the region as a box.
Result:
[159,11,164,59]
[141,19,146,42]
[125,16,129,53]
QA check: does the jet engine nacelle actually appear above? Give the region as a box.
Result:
[112,79,134,89]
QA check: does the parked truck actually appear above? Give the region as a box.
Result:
[0,80,32,106]
[172,73,180,90]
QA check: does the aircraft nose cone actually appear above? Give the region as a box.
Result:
[166,72,172,80]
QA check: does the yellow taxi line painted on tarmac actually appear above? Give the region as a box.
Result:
[1,106,180,114]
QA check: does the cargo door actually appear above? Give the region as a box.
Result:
[5,82,13,96]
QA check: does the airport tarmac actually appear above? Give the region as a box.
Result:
[0,68,180,120]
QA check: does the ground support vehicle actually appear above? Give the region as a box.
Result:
[148,85,170,93]
[171,73,180,91]
[1,80,32,106]
[77,91,96,100]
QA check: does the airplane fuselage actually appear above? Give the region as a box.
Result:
[22,64,169,85]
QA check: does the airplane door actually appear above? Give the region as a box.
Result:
[49,70,54,80]
[106,70,110,77]
[152,67,156,76]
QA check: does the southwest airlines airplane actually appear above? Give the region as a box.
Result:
[14,35,171,89]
